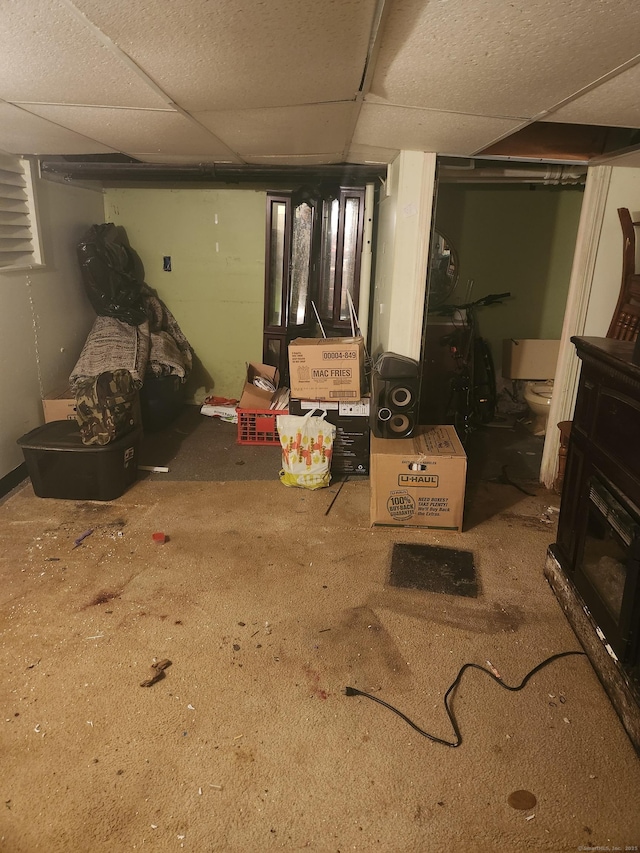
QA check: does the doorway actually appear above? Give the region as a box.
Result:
[419,158,586,438]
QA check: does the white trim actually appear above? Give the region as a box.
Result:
[383,151,436,359]
[540,165,612,488]
[373,151,437,360]
[407,153,437,359]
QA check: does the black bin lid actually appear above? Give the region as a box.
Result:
[17,420,140,452]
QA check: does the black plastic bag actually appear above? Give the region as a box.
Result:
[77,223,147,326]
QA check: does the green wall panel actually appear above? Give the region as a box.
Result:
[435,183,583,375]
[104,188,266,401]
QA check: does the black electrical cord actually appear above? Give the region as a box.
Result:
[344,650,586,748]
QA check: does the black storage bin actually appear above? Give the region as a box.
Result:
[140,375,184,432]
[17,421,141,501]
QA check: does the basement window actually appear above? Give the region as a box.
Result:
[0,154,43,271]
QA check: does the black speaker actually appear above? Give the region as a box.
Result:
[371,352,420,439]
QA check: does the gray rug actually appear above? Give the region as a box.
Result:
[138,405,283,482]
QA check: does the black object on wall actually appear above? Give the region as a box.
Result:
[77,223,147,326]
[370,352,420,439]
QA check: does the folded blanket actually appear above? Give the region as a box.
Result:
[142,285,192,378]
[148,330,190,378]
[71,291,193,389]
[70,317,150,392]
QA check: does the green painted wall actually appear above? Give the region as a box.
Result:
[434,183,584,374]
[103,188,266,401]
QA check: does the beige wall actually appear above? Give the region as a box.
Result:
[370,157,399,357]
[371,151,436,361]
[540,164,640,487]
[584,167,640,335]
[103,188,266,401]
[0,177,102,481]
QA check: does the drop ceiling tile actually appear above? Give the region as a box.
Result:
[0,102,117,156]
[72,0,378,111]
[0,0,167,108]
[353,103,521,157]
[346,143,399,164]
[544,64,640,128]
[196,103,355,157]
[18,105,242,160]
[369,0,640,119]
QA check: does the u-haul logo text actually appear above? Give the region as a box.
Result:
[398,474,439,487]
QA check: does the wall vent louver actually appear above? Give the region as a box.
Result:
[0,155,42,270]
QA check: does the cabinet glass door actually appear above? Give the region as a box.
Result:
[317,188,364,333]
[263,186,366,377]
[290,202,313,326]
[266,197,289,329]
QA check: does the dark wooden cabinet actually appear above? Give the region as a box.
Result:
[549,336,640,753]
[263,187,366,381]
[555,437,585,569]
[552,337,640,722]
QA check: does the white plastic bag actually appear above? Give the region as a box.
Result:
[276,410,336,490]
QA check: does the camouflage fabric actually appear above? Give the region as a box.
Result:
[74,369,138,446]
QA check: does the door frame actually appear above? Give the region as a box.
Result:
[411,157,612,487]
[540,165,612,488]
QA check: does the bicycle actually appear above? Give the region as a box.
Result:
[431,291,510,443]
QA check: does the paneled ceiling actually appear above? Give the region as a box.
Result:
[3,0,640,170]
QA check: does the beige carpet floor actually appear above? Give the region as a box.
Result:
[1,468,639,852]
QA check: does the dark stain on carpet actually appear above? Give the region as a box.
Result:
[389,543,477,598]
[83,589,122,609]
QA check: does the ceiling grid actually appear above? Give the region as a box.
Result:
[1,0,640,168]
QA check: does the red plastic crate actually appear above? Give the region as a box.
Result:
[237,408,287,445]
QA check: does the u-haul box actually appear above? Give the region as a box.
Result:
[370,425,467,531]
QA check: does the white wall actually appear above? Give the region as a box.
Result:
[540,164,640,487]
[584,167,640,335]
[0,177,102,481]
[371,151,436,361]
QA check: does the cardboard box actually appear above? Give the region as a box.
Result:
[288,396,370,422]
[288,396,370,474]
[370,425,467,530]
[331,419,370,475]
[238,362,281,410]
[288,337,365,401]
[42,389,77,423]
[236,363,289,445]
[44,386,143,428]
[502,339,560,380]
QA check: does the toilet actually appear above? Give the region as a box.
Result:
[523,380,554,435]
[502,339,560,435]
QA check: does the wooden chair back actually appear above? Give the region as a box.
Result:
[608,208,640,341]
